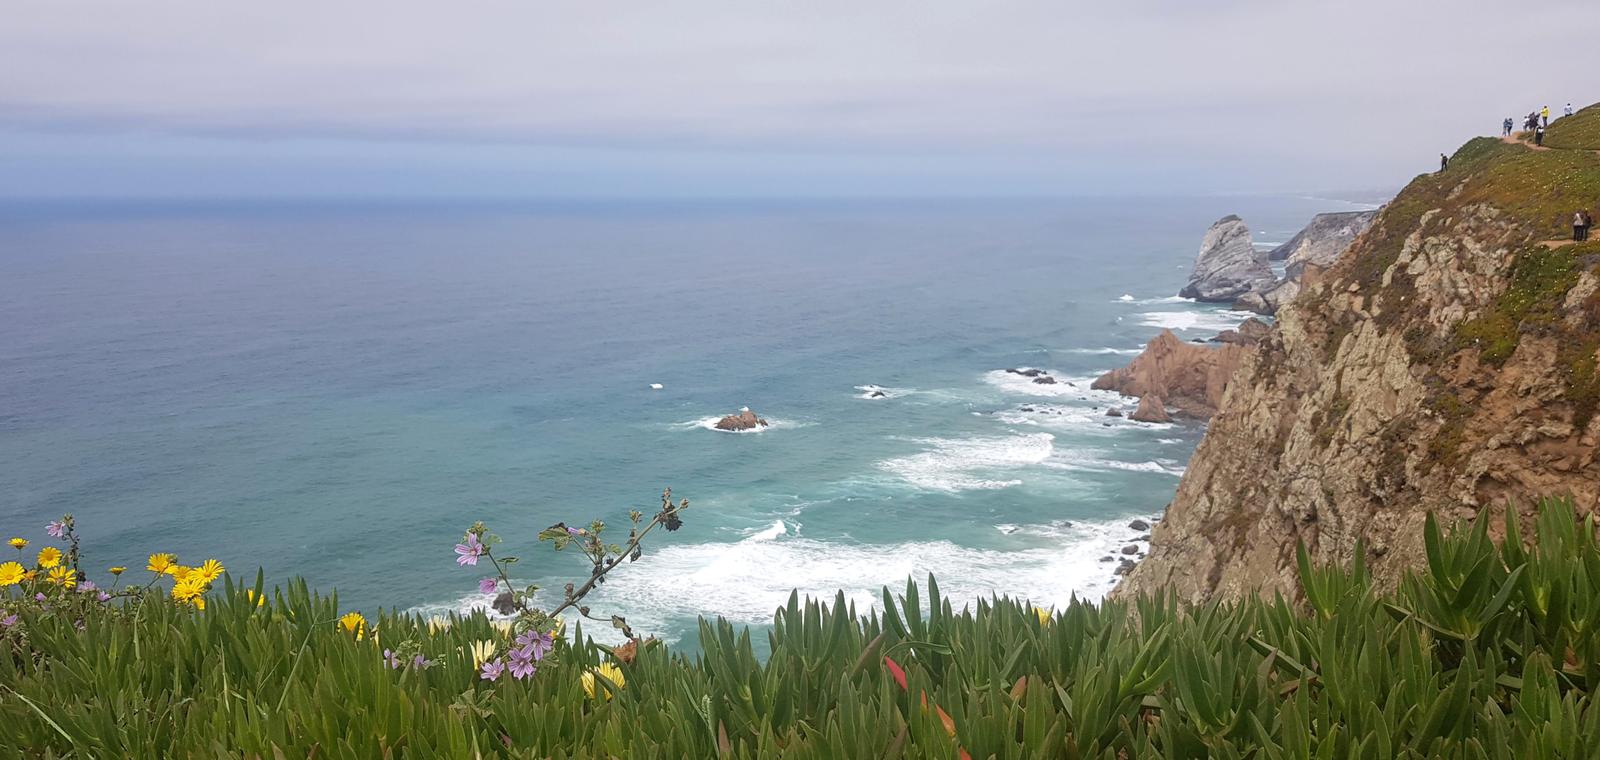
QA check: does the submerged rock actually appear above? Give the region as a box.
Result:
[1178,215,1276,302]
[714,408,768,431]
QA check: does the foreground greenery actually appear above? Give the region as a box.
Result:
[3,500,1600,758]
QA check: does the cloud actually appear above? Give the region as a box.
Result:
[1,0,1597,197]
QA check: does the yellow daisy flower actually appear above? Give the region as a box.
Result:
[244,589,266,608]
[172,577,206,603]
[581,662,627,701]
[47,566,77,589]
[37,546,62,569]
[8,537,26,550]
[109,566,126,576]
[338,611,368,640]
[0,561,24,586]
[192,597,206,611]
[469,639,497,668]
[194,559,225,584]
[167,565,192,582]
[147,553,176,574]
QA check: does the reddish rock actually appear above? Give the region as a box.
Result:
[1092,330,1250,419]
[1130,395,1172,423]
[714,409,768,431]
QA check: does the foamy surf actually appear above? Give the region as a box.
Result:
[1136,309,1255,333]
[982,369,1104,399]
[855,384,913,400]
[877,432,1054,492]
[1062,347,1143,356]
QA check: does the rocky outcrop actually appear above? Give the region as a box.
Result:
[1212,317,1272,346]
[1130,395,1172,423]
[1270,210,1379,272]
[1238,211,1379,315]
[1179,215,1277,302]
[714,408,768,431]
[1092,330,1250,419]
[1117,130,1600,605]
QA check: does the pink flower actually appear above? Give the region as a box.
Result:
[0,614,17,628]
[516,630,555,661]
[480,658,505,681]
[454,533,484,567]
[478,577,498,594]
[45,521,66,538]
[507,644,537,679]
[383,649,403,669]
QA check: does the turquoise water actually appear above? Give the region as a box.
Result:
[0,196,1367,644]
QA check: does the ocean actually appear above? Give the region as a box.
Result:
[0,195,1372,645]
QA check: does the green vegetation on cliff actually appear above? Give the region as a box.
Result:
[5,501,1600,757]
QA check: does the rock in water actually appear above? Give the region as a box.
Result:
[1178,215,1276,302]
[714,408,768,431]
[1130,395,1172,423]
[1106,407,1124,418]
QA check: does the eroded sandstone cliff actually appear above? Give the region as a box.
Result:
[1118,116,1600,604]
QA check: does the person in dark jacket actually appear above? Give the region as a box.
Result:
[1503,117,1514,136]
[1578,211,1588,242]
[1440,153,1449,172]
[1535,125,1545,146]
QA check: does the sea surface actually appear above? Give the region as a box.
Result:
[0,195,1373,644]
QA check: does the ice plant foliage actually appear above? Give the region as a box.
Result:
[3,499,1600,756]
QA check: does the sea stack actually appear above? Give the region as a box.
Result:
[714,408,768,431]
[1178,215,1275,303]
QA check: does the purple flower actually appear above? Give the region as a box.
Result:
[507,644,537,680]
[45,521,66,538]
[412,654,433,669]
[97,591,111,603]
[383,649,403,669]
[454,533,484,567]
[566,527,583,537]
[34,593,46,602]
[0,614,17,628]
[78,581,97,593]
[480,658,505,681]
[478,577,498,594]
[515,630,555,661]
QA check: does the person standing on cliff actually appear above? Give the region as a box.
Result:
[1535,124,1546,146]
[1583,211,1594,242]
[1440,153,1449,172]
[1577,211,1587,242]
[1565,103,1574,119]
[1542,105,1550,127]
[1503,117,1514,136]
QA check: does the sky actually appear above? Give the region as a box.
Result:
[2,0,1597,200]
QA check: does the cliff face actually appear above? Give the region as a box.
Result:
[1269,210,1379,269]
[1118,121,1600,604]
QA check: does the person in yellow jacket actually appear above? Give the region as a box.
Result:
[1542,105,1550,128]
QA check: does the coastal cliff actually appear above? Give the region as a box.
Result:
[1119,108,1600,604]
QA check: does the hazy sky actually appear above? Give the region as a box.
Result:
[3,0,1597,199]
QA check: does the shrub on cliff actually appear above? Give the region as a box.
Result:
[3,499,1600,757]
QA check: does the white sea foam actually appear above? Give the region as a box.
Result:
[995,402,1175,433]
[1043,450,1186,476]
[854,384,913,400]
[982,369,1112,399]
[1118,293,1135,301]
[877,432,1054,492]
[410,512,1164,645]
[1062,347,1143,356]
[746,519,788,541]
[1117,295,1193,305]
[1136,309,1256,333]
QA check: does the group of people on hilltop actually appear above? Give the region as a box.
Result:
[1503,103,1575,145]
[1576,211,1594,242]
